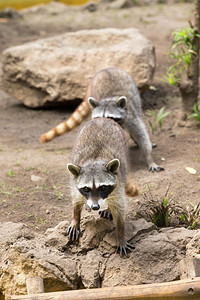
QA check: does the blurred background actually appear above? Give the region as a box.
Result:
[0,0,97,10]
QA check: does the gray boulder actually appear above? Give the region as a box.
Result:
[2,28,155,108]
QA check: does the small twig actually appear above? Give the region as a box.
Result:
[164,182,171,198]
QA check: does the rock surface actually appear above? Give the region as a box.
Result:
[0,218,198,299]
[2,28,155,108]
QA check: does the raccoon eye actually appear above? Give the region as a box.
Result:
[98,185,115,199]
[82,187,90,193]
[98,185,107,192]
[79,187,91,198]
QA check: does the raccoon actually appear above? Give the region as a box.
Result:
[67,117,139,257]
[40,67,164,172]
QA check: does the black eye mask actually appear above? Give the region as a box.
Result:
[98,185,115,199]
[79,186,91,199]
[79,185,115,200]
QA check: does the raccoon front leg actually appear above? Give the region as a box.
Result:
[67,201,83,241]
[99,208,113,221]
[125,117,164,172]
[109,201,134,257]
[115,215,134,257]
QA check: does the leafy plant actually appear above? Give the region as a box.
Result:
[7,170,15,177]
[15,160,20,166]
[0,182,11,195]
[148,106,171,134]
[188,103,200,125]
[152,197,170,227]
[180,203,200,230]
[24,166,35,171]
[136,184,200,229]
[165,27,200,86]
[57,191,64,200]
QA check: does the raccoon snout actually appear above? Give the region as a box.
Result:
[109,117,122,124]
[91,203,100,211]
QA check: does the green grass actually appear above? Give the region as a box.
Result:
[7,169,15,177]
[147,106,171,134]
[188,103,200,126]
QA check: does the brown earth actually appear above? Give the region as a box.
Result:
[0,1,199,236]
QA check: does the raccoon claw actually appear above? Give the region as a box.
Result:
[117,242,135,257]
[149,164,164,172]
[99,209,113,221]
[67,225,80,241]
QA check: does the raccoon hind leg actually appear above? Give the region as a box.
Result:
[126,117,164,172]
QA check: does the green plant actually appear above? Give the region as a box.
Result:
[57,191,64,200]
[137,184,175,227]
[0,182,11,195]
[152,197,170,227]
[34,215,46,225]
[136,184,200,229]
[179,203,200,230]
[165,27,200,86]
[44,167,50,174]
[24,166,35,171]
[7,169,15,177]
[188,103,200,125]
[14,187,25,192]
[15,160,20,166]
[148,106,171,134]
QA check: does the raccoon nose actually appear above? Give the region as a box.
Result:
[91,203,100,211]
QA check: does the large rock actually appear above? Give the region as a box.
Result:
[2,28,155,108]
[0,218,198,299]
[186,231,200,259]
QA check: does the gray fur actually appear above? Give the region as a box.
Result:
[86,67,164,172]
[67,117,134,256]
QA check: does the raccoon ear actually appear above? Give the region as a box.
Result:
[88,97,98,109]
[106,158,120,174]
[67,163,81,177]
[117,96,127,109]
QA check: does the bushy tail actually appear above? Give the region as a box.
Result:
[125,175,140,197]
[40,99,90,143]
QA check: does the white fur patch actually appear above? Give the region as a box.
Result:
[98,199,108,210]
[86,198,108,210]
[86,199,93,208]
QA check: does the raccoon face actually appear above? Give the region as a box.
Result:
[67,159,120,211]
[88,96,127,124]
[79,184,115,210]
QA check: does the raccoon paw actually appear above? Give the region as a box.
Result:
[117,242,135,258]
[149,163,164,172]
[67,224,80,241]
[99,209,113,221]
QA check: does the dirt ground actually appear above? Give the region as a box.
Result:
[0,1,199,234]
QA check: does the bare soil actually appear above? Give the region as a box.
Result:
[0,2,199,234]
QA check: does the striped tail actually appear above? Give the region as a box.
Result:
[40,99,90,143]
[125,175,140,197]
